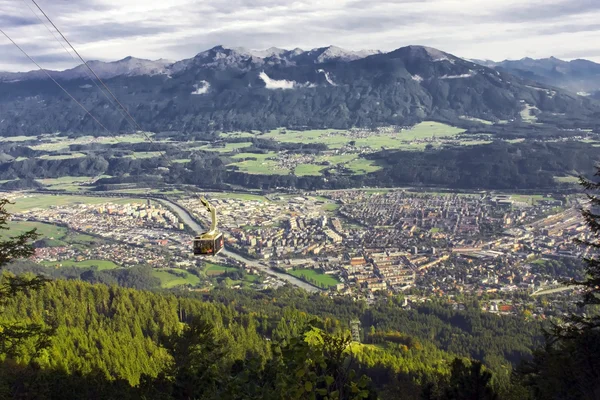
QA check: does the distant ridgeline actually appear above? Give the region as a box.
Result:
[0,279,541,398]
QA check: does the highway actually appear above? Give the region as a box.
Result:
[157,198,322,293]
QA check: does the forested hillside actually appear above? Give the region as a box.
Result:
[0,277,539,399]
[1,45,598,136]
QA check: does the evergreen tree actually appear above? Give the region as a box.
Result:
[0,198,53,358]
[516,172,600,399]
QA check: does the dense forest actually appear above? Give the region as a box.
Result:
[0,278,533,399]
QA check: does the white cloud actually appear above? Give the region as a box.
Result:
[259,71,296,89]
[0,0,599,72]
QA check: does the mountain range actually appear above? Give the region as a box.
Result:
[0,44,598,135]
[472,57,600,96]
[0,46,381,82]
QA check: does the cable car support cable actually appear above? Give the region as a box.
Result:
[0,28,111,134]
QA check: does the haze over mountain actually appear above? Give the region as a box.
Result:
[472,57,600,97]
[0,44,598,136]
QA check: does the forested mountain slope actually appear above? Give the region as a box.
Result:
[0,278,540,399]
[0,45,598,136]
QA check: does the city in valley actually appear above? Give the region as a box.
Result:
[5,187,587,319]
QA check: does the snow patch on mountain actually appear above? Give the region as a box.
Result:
[317,69,337,86]
[191,80,210,95]
[411,75,423,82]
[440,71,475,79]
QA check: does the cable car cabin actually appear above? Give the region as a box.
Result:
[193,231,224,256]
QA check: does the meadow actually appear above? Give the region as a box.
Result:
[256,121,465,151]
[152,268,201,288]
[40,259,120,271]
[289,268,341,288]
[229,152,290,175]
[204,263,239,276]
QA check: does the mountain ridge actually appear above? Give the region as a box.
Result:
[0,45,382,81]
[471,56,600,95]
[0,44,598,135]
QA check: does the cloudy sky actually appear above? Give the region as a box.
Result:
[0,0,599,72]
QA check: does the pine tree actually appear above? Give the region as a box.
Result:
[565,174,600,331]
[0,198,53,357]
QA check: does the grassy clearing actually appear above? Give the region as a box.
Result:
[398,121,465,140]
[204,263,238,276]
[4,221,67,239]
[152,268,201,288]
[228,152,289,175]
[295,164,325,176]
[315,154,356,165]
[345,158,382,174]
[30,133,154,151]
[5,221,98,247]
[257,122,464,151]
[520,104,539,123]
[322,203,340,212]
[38,153,86,160]
[0,136,36,142]
[289,268,340,288]
[37,176,94,191]
[511,194,556,205]
[40,259,120,270]
[7,195,145,212]
[554,176,580,184]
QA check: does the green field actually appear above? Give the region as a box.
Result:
[345,158,382,174]
[4,221,67,239]
[289,268,341,288]
[30,133,154,151]
[554,176,580,184]
[37,176,95,191]
[228,152,290,175]
[152,268,201,288]
[4,221,98,247]
[40,259,120,271]
[511,194,557,205]
[204,263,239,276]
[315,154,356,164]
[7,195,145,212]
[295,164,325,176]
[322,203,340,212]
[38,153,86,160]
[257,122,464,151]
[0,136,36,142]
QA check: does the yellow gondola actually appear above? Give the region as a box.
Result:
[193,197,224,256]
